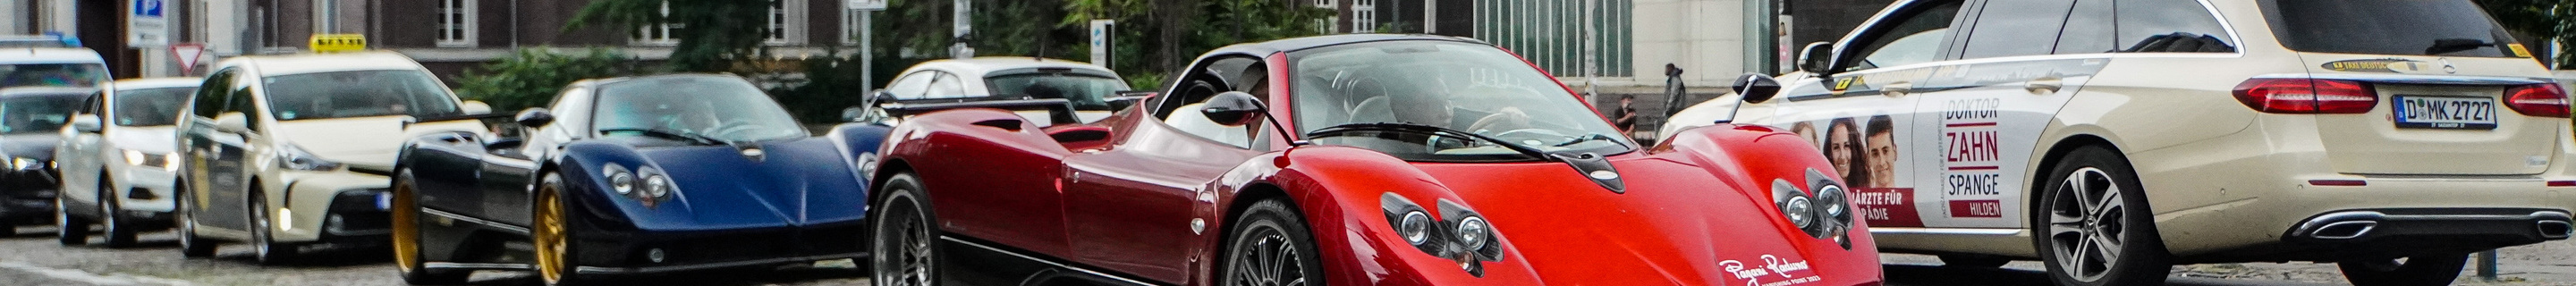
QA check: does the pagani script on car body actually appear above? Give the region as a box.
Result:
[1721,255,1820,286]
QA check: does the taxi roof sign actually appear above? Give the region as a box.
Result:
[309,34,366,53]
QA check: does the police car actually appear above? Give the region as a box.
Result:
[171,35,492,264]
[1664,1,2574,285]
[0,33,109,235]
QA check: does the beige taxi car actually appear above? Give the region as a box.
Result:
[173,44,488,264]
[1665,0,2575,285]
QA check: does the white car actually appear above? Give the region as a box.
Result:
[860,57,1136,125]
[1664,0,2574,285]
[174,51,488,264]
[54,78,197,248]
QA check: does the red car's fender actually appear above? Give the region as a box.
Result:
[1189,146,1546,285]
[1650,123,1885,284]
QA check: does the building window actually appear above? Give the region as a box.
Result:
[1352,0,1376,32]
[1473,0,1634,77]
[1313,0,1338,34]
[634,2,682,46]
[436,0,476,47]
[767,0,794,45]
[841,7,861,45]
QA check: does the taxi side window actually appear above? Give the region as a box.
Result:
[2054,0,2116,54]
[1960,0,2078,59]
[884,72,935,99]
[225,79,262,131]
[191,69,235,118]
[2115,0,2235,53]
[1843,2,1964,72]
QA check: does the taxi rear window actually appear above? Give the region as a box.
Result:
[2263,0,2521,57]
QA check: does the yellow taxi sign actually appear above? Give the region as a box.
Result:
[2508,44,2533,58]
[309,34,368,53]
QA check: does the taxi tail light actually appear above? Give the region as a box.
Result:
[2233,79,2377,114]
[2504,83,2571,118]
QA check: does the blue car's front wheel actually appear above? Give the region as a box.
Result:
[533,173,585,286]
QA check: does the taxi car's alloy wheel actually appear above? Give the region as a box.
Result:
[174,177,216,257]
[1221,199,1323,286]
[2034,147,2169,286]
[532,174,583,286]
[393,171,468,285]
[98,174,137,248]
[871,173,936,286]
[56,191,91,246]
[2337,253,2470,286]
[249,188,297,265]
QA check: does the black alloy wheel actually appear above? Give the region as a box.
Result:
[248,188,296,265]
[2032,146,2169,286]
[56,189,90,245]
[1221,199,1324,286]
[99,173,137,248]
[872,173,937,286]
[174,176,215,257]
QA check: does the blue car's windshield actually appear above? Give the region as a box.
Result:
[591,76,808,142]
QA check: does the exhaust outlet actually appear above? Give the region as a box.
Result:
[2310,221,2377,240]
[2540,221,2573,239]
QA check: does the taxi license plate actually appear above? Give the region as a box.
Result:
[2394,96,2496,130]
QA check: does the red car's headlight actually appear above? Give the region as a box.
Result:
[1775,168,1855,249]
[1381,192,1504,276]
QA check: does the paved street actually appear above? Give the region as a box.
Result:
[0,224,2568,286]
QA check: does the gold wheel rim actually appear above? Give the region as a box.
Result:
[391,181,420,273]
[534,186,568,283]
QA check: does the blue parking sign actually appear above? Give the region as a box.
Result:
[133,0,163,17]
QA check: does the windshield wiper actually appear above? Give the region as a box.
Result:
[2425,38,2495,55]
[597,128,724,146]
[1305,122,1554,160]
[1554,133,1628,148]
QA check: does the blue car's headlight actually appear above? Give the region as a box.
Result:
[603,164,674,207]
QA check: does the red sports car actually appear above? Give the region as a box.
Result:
[866,34,1881,285]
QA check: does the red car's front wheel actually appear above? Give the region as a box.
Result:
[872,173,938,286]
[1221,199,1324,286]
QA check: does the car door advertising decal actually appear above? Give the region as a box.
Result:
[1784,114,1921,228]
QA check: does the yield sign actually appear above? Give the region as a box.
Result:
[170,43,207,75]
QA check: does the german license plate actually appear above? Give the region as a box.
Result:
[2394,96,2496,130]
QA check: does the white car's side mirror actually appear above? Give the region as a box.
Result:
[214,112,251,133]
[69,115,102,133]
[461,100,493,115]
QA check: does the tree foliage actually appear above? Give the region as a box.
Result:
[569,0,775,72]
[2481,0,2575,67]
[454,48,641,112]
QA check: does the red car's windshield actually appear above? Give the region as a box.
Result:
[1290,40,1634,161]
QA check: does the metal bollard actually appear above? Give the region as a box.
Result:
[2479,249,2498,281]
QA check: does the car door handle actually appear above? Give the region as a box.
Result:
[2025,77,2064,94]
[1883,82,1914,97]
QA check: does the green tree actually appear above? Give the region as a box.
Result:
[454,48,640,112]
[2482,0,2575,67]
[569,0,775,72]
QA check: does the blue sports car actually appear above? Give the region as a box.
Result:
[388,74,889,285]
